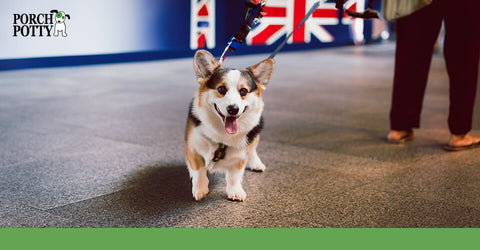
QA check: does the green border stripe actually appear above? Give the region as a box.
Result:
[2,228,480,250]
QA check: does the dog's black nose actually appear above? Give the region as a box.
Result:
[227,105,239,116]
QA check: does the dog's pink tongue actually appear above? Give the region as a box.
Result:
[225,116,238,134]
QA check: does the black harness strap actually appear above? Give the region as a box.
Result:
[212,143,227,162]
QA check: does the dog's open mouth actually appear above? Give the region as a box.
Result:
[214,104,245,135]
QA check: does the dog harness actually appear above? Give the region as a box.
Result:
[212,143,227,162]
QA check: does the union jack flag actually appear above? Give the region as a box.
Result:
[190,0,216,50]
[246,0,365,46]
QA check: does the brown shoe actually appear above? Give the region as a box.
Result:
[387,130,416,144]
[443,134,480,151]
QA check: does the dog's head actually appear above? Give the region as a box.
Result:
[193,50,275,135]
[50,10,70,24]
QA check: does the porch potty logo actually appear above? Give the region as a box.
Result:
[13,10,70,37]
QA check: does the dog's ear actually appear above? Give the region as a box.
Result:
[248,58,275,90]
[193,50,219,84]
[65,14,70,19]
[50,10,58,14]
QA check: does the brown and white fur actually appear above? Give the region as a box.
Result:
[185,50,275,201]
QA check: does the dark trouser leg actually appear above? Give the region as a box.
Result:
[443,0,480,135]
[389,3,443,130]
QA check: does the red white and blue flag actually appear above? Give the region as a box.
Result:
[190,0,216,50]
[246,0,365,46]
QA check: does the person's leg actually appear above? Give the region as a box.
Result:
[442,0,480,149]
[389,3,443,139]
[443,0,480,135]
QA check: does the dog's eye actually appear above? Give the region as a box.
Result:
[217,86,227,95]
[239,88,248,97]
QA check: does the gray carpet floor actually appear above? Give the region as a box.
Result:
[1,42,480,227]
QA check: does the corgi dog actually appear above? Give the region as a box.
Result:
[185,50,275,201]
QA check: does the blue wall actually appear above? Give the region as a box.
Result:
[0,0,377,71]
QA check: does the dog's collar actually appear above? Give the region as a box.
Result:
[212,143,227,162]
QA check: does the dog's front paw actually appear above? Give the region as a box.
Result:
[247,161,267,172]
[247,162,266,172]
[193,186,209,201]
[227,186,246,201]
[247,152,266,172]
